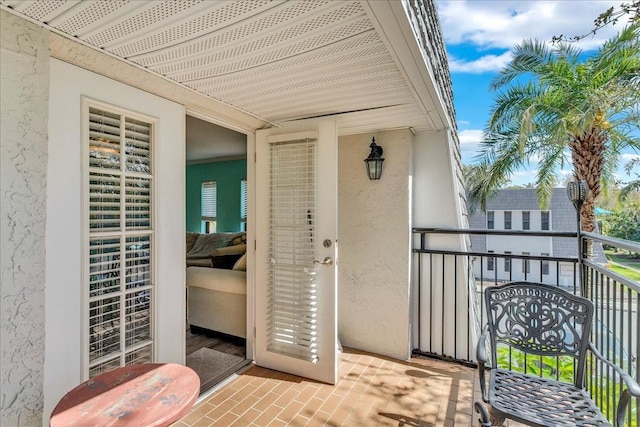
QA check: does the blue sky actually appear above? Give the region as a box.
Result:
[436,0,639,186]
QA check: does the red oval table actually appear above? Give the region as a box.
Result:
[50,363,200,427]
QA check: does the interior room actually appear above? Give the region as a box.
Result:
[184,115,250,394]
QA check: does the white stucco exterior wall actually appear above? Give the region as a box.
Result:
[412,130,478,361]
[44,59,185,424]
[1,11,49,427]
[338,130,412,360]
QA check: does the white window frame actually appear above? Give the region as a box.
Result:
[522,211,530,230]
[82,98,156,379]
[541,253,550,275]
[522,252,530,274]
[541,211,550,230]
[504,211,512,230]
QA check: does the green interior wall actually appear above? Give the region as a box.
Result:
[186,159,247,232]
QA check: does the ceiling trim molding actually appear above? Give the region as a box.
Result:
[362,0,447,131]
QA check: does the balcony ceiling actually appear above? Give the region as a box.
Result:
[1,0,441,134]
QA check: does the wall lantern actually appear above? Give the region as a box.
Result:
[364,137,384,180]
[567,180,588,212]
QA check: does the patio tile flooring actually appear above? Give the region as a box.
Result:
[173,348,509,426]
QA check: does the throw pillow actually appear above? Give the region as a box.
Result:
[230,232,247,246]
[232,253,247,271]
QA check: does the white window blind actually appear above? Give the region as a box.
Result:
[202,181,217,221]
[267,139,318,363]
[241,179,247,222]
[86,104,153,378]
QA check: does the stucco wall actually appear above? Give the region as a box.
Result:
[0,10,50,426]
[338,130,412,360]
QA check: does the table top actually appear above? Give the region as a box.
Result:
[50,363,200,427]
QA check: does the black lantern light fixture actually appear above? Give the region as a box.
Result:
[364,137,384,180]
[567,180,588,212]
[567,179,588,293]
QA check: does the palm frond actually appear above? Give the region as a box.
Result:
[491,40,554,90]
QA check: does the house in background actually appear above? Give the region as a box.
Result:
[1,1,471,425]
[468,187,606,287]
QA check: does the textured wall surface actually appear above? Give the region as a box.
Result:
[338,130,412,360]
[0,10,49,427]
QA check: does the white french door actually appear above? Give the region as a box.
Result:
[255,120,338,384]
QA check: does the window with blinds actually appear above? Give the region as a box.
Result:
[86,104,154,378]
[267,139,318,363]
[201,181,217,233]
[240,179,247,231]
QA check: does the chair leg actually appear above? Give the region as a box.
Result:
[474,402,492,427]
[489,408,505,427]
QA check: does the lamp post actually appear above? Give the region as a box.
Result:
[567,180,588,295]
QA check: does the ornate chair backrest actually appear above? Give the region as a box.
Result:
[485,281,594,387]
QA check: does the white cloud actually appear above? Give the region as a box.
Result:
[620,153,640,163]
[449,51,512,73]
[437,0,625,51]
[508,169,539,186]
[458,129,484,162]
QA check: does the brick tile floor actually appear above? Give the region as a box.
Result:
[173,348,491,426]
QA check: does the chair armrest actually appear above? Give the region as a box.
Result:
[477,325,490,402]
[588,342,640,426]
[588,343,640,396]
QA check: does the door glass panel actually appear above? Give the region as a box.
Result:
[268,139,318,362]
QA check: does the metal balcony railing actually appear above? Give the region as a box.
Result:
[412,227,640,425]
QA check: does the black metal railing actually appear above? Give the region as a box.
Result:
[412,227,640,424]
[581,231,640,424]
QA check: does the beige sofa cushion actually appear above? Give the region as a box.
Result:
[187,258,212,268]
[186,267,246,295]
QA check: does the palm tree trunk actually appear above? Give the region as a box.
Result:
[569,127,607,258]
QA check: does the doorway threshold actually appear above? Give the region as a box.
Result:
[196,359,253,403]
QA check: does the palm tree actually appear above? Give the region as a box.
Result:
[620,157,640,200]
[468,24,640,234]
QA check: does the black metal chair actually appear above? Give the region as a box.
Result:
[474,281,640,427]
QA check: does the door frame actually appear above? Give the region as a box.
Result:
[185,109,256,362]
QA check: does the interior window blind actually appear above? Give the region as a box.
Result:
[201,181,217,221]
[86,105,153,378]
[267,139,318,363]
[240,179,247,223]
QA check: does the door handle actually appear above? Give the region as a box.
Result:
[314,257,333,266]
